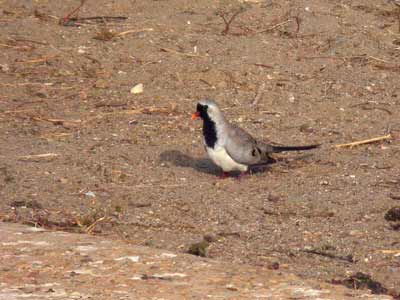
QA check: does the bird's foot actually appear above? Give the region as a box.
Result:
[236,171,247,180]
[218,172,230,179]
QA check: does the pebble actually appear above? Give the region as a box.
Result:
[130,83,144,94]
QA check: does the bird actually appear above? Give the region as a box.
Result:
[191,99,320,178]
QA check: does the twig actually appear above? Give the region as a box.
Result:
[95,101,127,108]
[298,55,346,61]
[260,110,282,115]
[390,194,400,200]
[86,216,109,234]
[293,15,301,33]
[218,8,246,35]
[350,102,392,115]
[199,79,215,88]
[254,19,292,34]
[3,109,35,114]
[378,249,400,255]
[301,248,354,263]
[18,153,59,162]
[368,56,391,64]
[175,72,184,85]
[63,16,128,26]
[31,117,82,126]
[262,209,297,217]
[251,83,265,106]
[253,63,274,69]
[0,43,33,50]
[94,28,154,41]
[88,105,177,120]
[40,133,73,140]
[160,47,206,58]
[335,134,392,149]
[374,64,400,72]
[116,28,154,37]
[10,38,48,45]
[60,0,87,25]
[298,55,393,66]
[1,82,54,87]
[16,55,57,64]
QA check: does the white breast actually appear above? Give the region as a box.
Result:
[206,145,248,172]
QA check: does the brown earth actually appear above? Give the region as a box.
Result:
[2,222,394,300]
[1,0,400,298]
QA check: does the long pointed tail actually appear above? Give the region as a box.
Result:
[271,144,320,153]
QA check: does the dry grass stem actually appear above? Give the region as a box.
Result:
[16,56,57,64]
[18,153,59,162]
[160,47,207,58]
[251,83,265,106]
[85,216,110,234]
[32,117,82,125]
[88,105,178,121]
[335,134,392,149]
[116,28,154,37]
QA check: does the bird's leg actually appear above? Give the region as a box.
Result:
[236,171,247,180]
[218,172,229,179]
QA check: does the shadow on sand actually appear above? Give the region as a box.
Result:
[159,150,220,176]
[159,150,280,176]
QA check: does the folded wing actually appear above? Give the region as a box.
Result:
[223,125,270,165]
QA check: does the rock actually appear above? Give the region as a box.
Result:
[384,207,400,222]
[130,83,144,94]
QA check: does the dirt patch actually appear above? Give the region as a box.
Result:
[1,0,400,297]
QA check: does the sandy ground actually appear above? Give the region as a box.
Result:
[1,0,400,297]
[4,222,393,300]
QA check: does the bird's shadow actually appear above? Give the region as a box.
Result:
[159,150,220,175]
[159,150,275,176]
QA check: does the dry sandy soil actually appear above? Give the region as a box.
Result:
[1,0,400,297]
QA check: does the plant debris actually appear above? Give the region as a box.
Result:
[301,247,355,263]
[334,134,392,149]
[187,240,210,257]
[331,272,389,295]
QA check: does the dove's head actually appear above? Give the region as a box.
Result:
[191,100,224,124]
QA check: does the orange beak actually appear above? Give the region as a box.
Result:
[191,111,200,120]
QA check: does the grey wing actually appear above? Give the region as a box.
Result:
[223,125,263,165]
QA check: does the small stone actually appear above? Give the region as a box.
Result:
[267,193,280,202]
[70,292,83,299]
[84,191,96,198]
[0,64,10,72]
[160,253,177,258]
[299,124,314,133]
[94,79,109,89]
[385,207,400,222]
[130,83,144,94]
[226,284,238,291]
[203,234,217,243]
[268,262,280,270]
[152,273,187,279]
[349,230,361,236]
[115,256,140,262]
[59,178,68,184]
